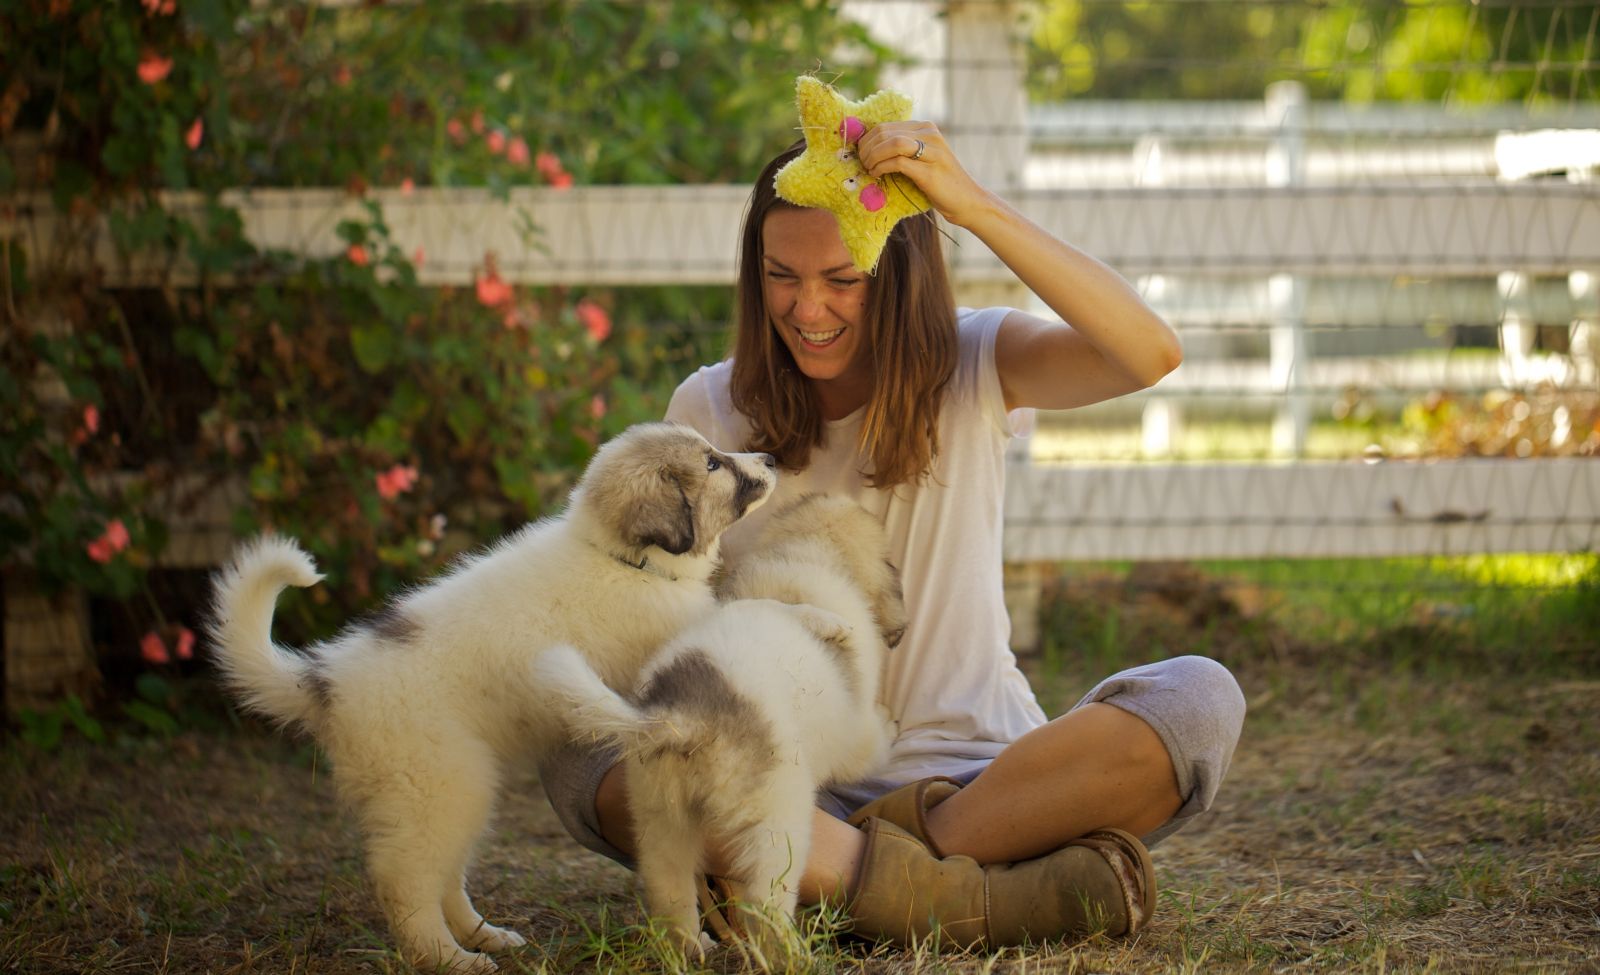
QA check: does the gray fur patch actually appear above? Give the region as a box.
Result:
[363,604,421,644]
[637,650,755,722]
[300,660,335,710]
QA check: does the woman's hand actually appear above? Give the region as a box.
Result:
[856,120,995,230]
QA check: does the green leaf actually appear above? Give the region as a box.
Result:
[123,700,180,736]
[350,323,396,374]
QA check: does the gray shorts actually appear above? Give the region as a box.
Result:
[538,654,1246,866]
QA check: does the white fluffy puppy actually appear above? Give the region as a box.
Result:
[536,494,905,954]
[206,422,776,974]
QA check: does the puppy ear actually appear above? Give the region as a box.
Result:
[876,558,908,648]
[632,473,696,555]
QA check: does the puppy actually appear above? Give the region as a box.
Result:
[206,422,776,974]
[535,494,904,955]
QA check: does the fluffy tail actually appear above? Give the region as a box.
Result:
[533,644,687,752]
[206,535,326,731]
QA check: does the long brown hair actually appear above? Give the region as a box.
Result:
[728,141,958,488]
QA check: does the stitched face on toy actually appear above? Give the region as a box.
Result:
[773,75,932,273]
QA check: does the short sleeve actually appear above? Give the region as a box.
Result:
[957,306,1034,440]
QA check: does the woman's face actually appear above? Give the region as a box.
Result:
[760,207,872,414]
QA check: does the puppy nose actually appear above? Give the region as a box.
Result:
[759,453,776,470]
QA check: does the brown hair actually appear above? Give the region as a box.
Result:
[728,141,958,488]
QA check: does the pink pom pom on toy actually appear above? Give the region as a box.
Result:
[859,183,887,212]
[840,116,867,143]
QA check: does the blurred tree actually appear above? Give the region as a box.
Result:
[1028,0,1598,103]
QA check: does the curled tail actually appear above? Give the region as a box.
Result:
[206,535,326,732]
[534,644,689,753]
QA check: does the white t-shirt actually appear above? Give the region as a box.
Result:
[665,306,1048,804]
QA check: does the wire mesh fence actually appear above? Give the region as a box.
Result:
[4,1,1597,699]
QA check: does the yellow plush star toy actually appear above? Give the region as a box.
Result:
[773,75,932,273]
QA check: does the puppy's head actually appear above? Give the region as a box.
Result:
[575,422,777,561]
[762,494,908,648]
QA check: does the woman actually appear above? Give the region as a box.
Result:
[542,121,1246,946]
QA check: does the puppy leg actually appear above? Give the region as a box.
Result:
[634,801,705,956]
[751,599,853,647]
[445,878,527,953]
[358,741,505,974]
[726,785,813,965]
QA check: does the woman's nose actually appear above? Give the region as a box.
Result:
[792,290,826,323]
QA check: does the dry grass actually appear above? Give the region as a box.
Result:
[3,564,1597,974]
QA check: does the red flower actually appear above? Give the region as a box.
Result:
[549,170,574,191]
[81,404,100,436]
[486,130,506,156]
[347,244,370,267]
[507,137,530,167]
[141,631,171,665]
[175,626,196,661]
[87,538,115,564]
[185,118,203,150]
[446,118,466,144]
[576,299,611,343]
[590,394,607,420]
[412,247,426,267]
[400,177,415,196]
[375,464,419,501]
[137,51,173,85]
[104,520,130,550]
[475,269,513,309]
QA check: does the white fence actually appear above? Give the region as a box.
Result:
[5,0,1597,571]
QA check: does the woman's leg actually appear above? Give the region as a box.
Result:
[924,702,1181,864]
[926,654,1246,864]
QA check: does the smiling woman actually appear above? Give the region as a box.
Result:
[540,119,1238,950]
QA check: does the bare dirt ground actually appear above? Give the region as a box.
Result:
[3,568,1597,974]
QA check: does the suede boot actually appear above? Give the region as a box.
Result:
[845,776,963,855]
[847,817,1154,948]
[843,778,1157,947]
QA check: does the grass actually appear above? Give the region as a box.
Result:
[3,556,1598,973]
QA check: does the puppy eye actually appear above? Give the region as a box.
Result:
[706,456,722,472]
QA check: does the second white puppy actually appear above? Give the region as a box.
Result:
[536,494,904,953]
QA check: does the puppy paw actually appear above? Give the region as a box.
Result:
[462,923,526,953]
[771,601,853,647]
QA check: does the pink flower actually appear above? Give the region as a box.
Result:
[411,247,426,267]
[506,137,530,167]
[137,51,173,85]
[400,177,415,196]
[535,151,562,180]
[549,170,574,191]
[589,394,607,420]
[446,118,466,144]
[375,464,419,501]
[82,404,100,435]
[576,298,611,343]
[347,244,370,267]
[104,520,130,551]
[185,118,203,150]
[486,130,506,156]
[87,538,115,564]
[475,269,513,309]
[142,0,176,14]
[140,631,171,665]
[175,626,196,661]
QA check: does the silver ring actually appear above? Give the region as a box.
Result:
[911,139,926,161]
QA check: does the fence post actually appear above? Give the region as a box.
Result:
[1266,81,1311,457]
[941,1,1047,652]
